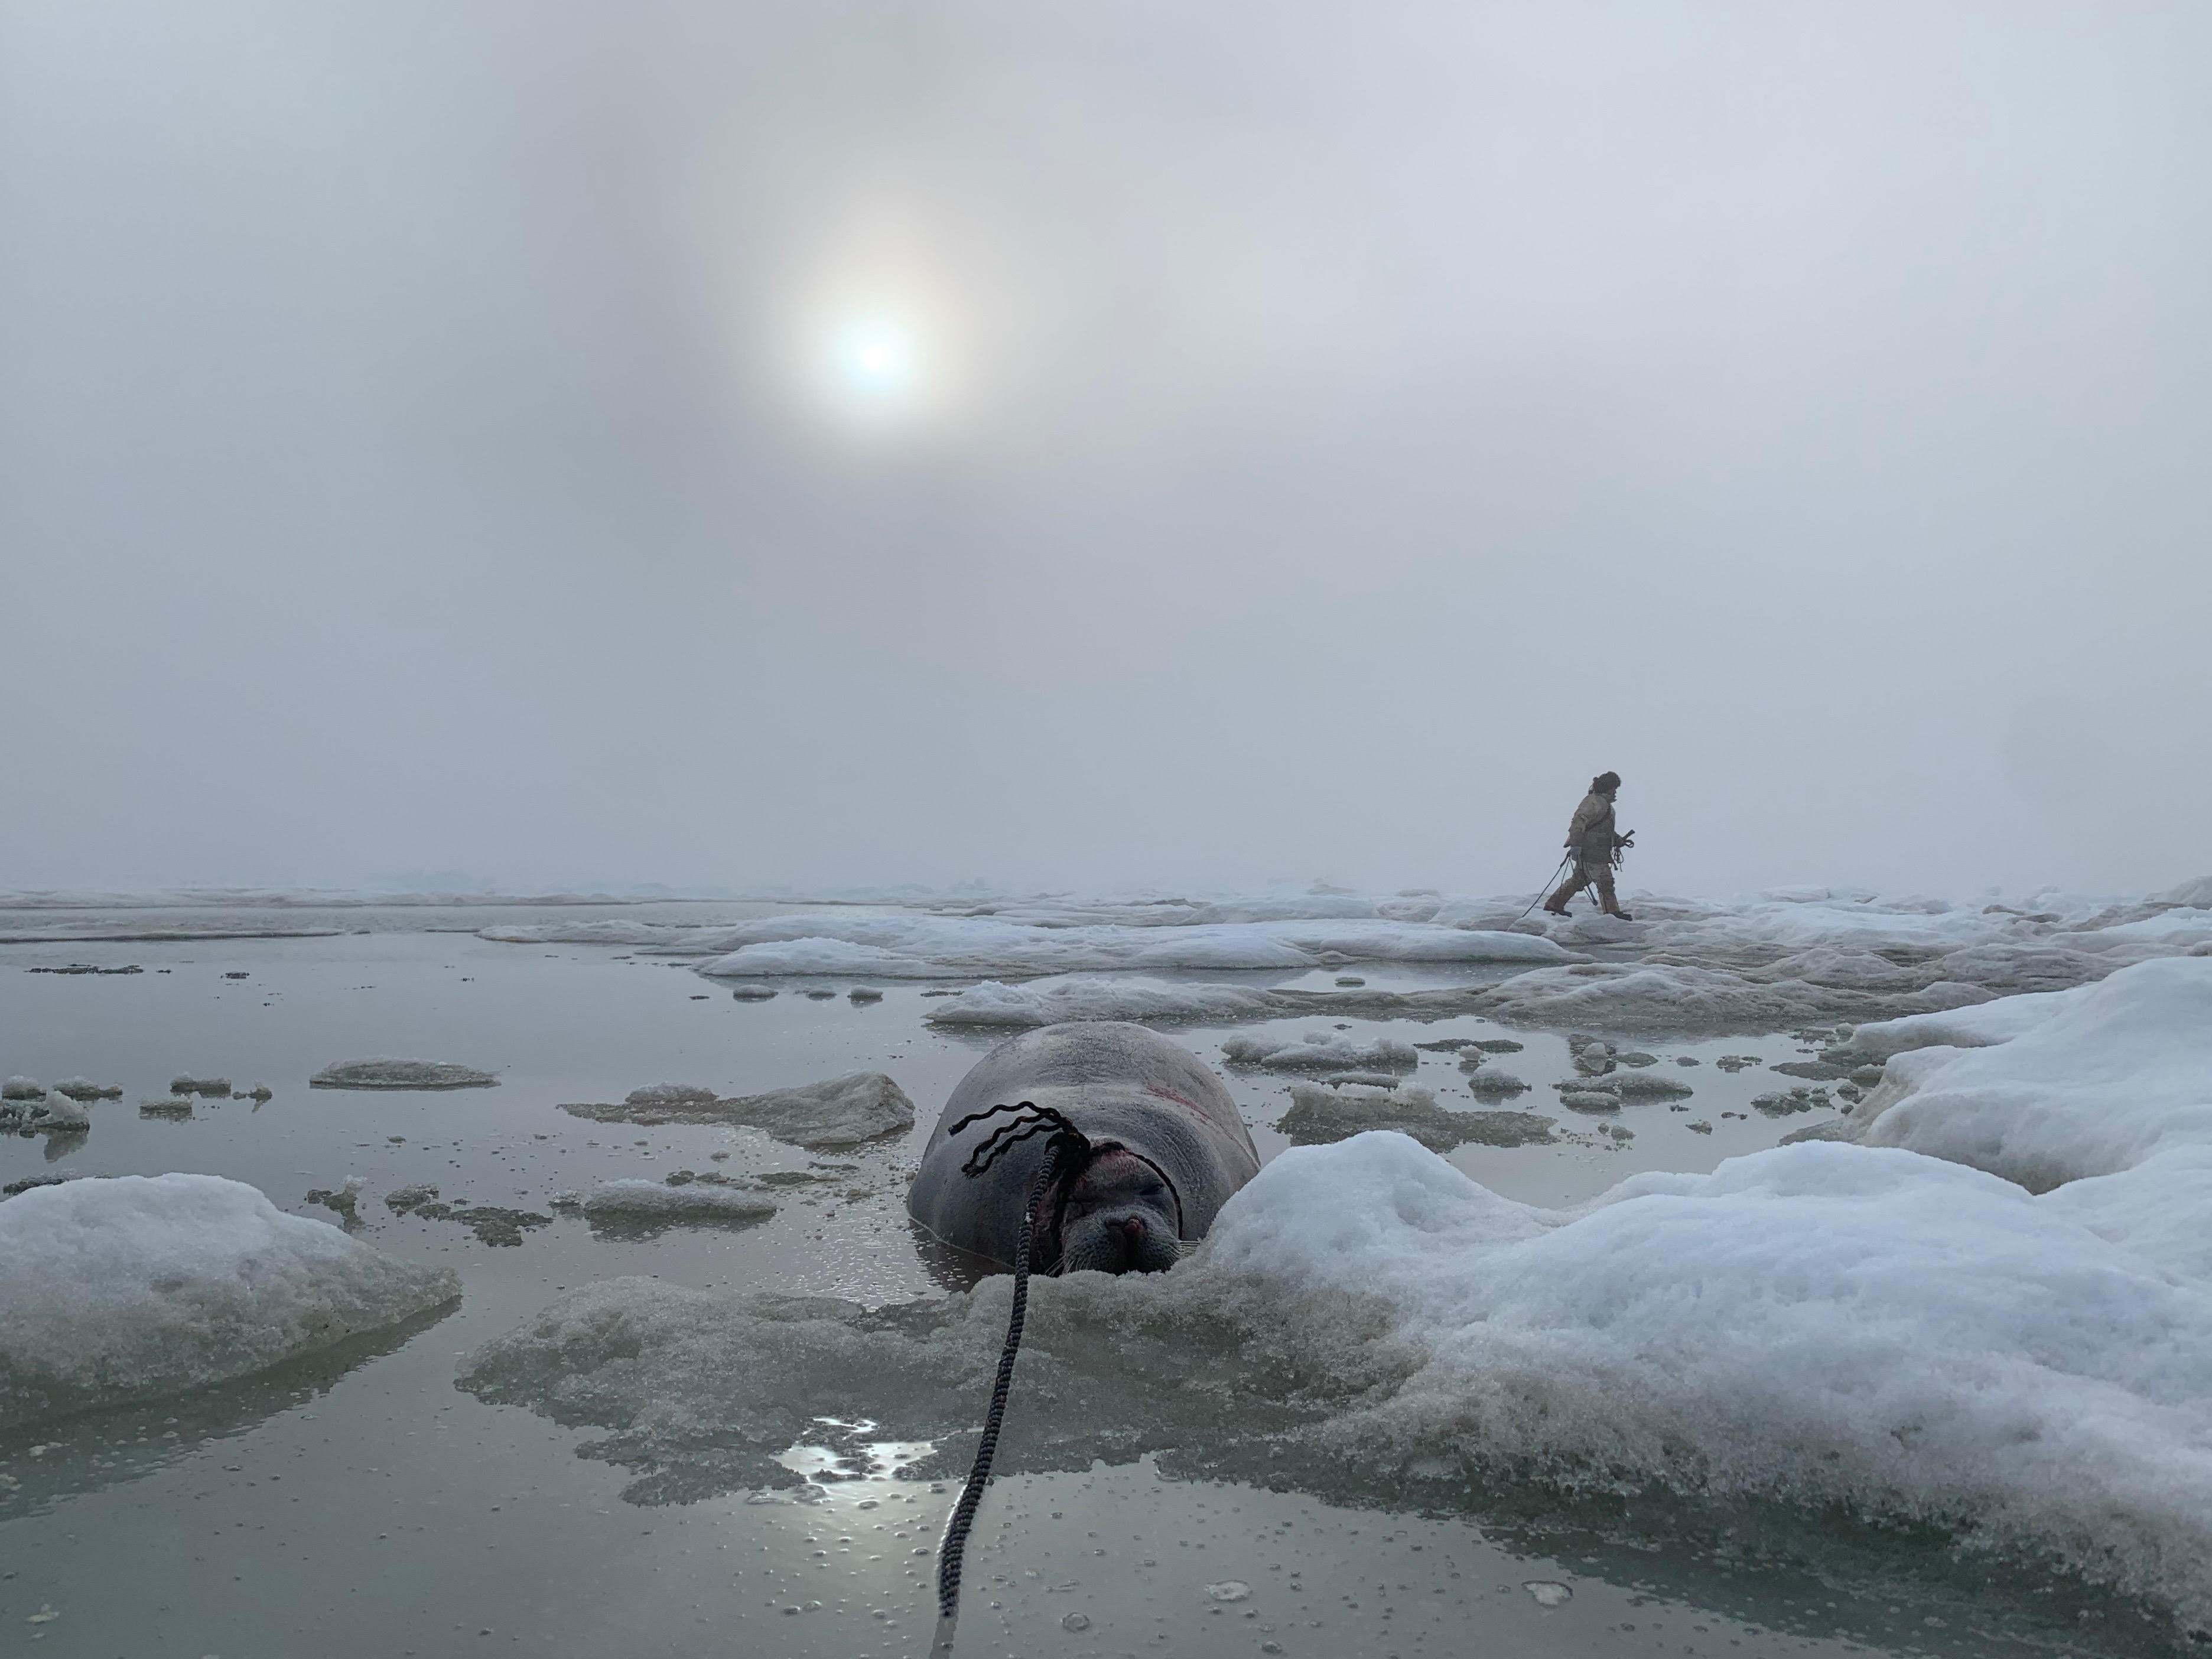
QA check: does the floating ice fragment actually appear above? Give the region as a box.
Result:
[53,1078,122,1101]
[1222,1035,1418,1073]
[169,1075,232,1097]
[564,1073,913,1146]
[1523,1581,1572,1608]
[1280,1084,1554,1152]
[3,1076,44,1100]
[580,1180,777,1231]
[1205,1580,1252,1602]
[310,1059,497,1090]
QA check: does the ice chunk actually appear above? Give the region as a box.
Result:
[5,1076,48,1100]
[923,977,1281,1027]
[1,1174,457,1427]
[624,1083,719,1109]
[562,1073,913,1146]
[309,1059,499,1090]
[579,1180,777,1232]
[1221,1034,1419,1073]
[168,1075,232,1097]
[1280,1084,1556,1151]
[713,1073,913,1147]
[1466,1071,1533,1099]
[0,1092,89,1133]
[52,1078,123,1101]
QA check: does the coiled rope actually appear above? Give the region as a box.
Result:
[929,1101,1096,1658]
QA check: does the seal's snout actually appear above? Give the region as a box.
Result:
[1056,1149,1185,1275]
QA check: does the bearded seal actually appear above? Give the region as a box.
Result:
[907,1022,1261,1275]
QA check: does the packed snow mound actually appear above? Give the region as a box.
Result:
[1206,1132,2212,1624]
[1,1174,457,1427]
[1847,958,2212,1206]
[1834,984,2096,1061]
[310,1059,499,1090]
[1221,1033,1419,1072]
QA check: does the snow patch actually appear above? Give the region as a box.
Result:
[2,1175,457,1427]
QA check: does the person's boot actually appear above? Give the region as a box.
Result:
[1541,879,1577,917]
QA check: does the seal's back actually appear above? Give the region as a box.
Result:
[907,1022,1260,1270]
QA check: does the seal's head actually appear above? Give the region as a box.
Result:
[1056,1148,1183,1274]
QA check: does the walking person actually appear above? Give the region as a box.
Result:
[1543,771,1634,920]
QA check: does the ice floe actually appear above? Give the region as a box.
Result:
[1279,1084,1557,1151]
[2,1174,456,1427]
[560,1073,913,1146]
[1220,1033,1419,1073]
[578,1180,778,1232]
[681,914,1573,979]
[310,1059,500,1090]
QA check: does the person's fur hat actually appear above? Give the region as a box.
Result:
[1593,770,1622,792]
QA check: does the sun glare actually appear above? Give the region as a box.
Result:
[831,315,920,405]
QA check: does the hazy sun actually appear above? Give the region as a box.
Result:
[830,314,920,406]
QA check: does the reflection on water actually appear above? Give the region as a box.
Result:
[0,1301,456,1517]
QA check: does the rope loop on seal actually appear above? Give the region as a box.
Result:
[930,1101,1095,1656]
[948,1098,1096,1180]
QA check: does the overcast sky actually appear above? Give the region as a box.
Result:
[3,1,2207,900]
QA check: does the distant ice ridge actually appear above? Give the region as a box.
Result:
[672,916,1573,978]
[1,1175,457,1427]
[459,884,2212,1034]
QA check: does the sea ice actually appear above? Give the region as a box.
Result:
[1,1092,89,1133]
[579,1180,778,1229]
[309,1059,500,1090]
[1,1174,456,1427]
[1220,1034,1419,1073]
[4,1076,47,1100]
[52,1078,123,1101]
[460,1119,2212,1627]
[561,1073,913,1146]
[712,1073,914,1147]
[923,977,1281,1027]
[1279,1084,1556,1151]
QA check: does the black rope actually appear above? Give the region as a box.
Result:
[929,1103,1095,1657]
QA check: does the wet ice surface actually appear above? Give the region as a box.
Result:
[0,900,2197,1656]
